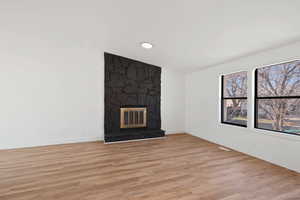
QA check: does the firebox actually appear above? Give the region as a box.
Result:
[120,107,147,128]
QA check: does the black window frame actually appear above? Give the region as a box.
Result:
[221,73,248,128]
[254,62,300,136]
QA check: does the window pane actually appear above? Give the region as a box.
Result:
[257,60,300,97]
[223,99,247,126]
[223,71,247,98]
[256,99,300,135]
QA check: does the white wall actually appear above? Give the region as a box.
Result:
[0,45,185,149]
[0,46,104,149]
[162,68,186,134]
[186,41,300,173]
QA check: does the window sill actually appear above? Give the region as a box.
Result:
[252,127,300,142]
[220,122,247,128]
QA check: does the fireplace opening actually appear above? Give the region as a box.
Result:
[120,107,147,129]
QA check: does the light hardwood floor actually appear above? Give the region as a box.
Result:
[0,133,300,200]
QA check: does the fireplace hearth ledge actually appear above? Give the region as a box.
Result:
[104,129,165,143]
[104,135,166,144]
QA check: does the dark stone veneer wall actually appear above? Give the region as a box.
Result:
[104,53,165,142]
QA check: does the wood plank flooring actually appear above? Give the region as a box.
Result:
[0,133,300,200]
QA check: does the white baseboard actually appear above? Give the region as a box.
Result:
[0,136,103,150]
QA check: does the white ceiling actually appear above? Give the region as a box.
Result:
[1,0,300,71]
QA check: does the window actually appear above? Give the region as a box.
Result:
[255,60,300,136]
[221,71,247,127]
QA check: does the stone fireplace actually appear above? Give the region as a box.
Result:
[104,53,165,142]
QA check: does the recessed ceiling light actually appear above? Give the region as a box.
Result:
[141,42,153,49]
